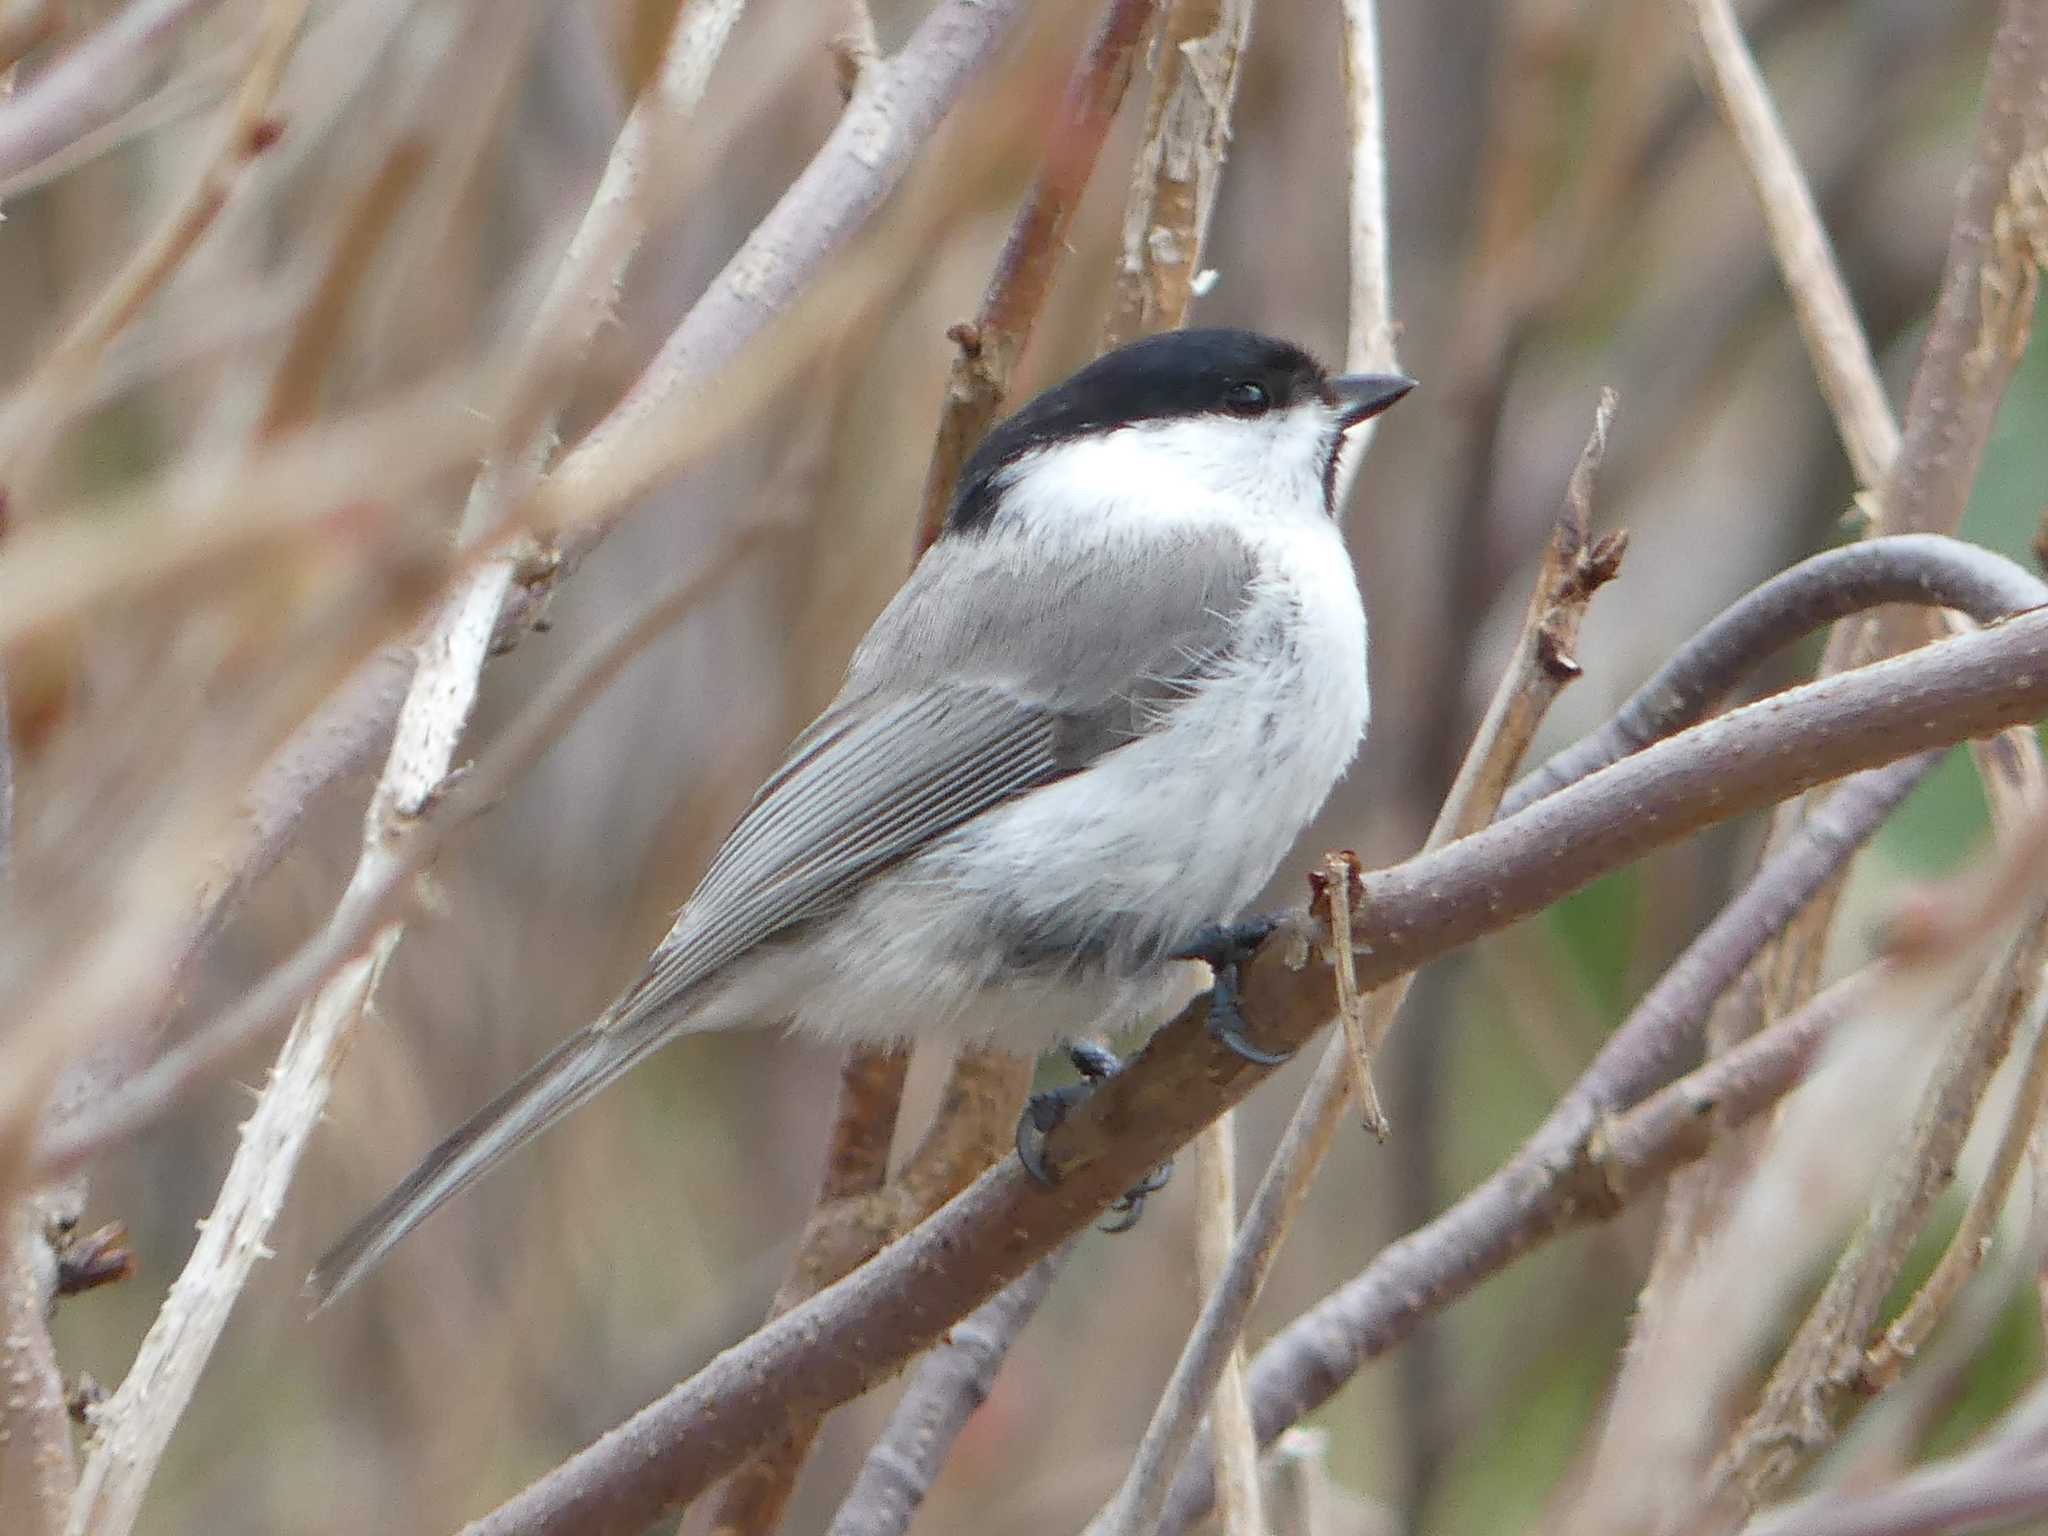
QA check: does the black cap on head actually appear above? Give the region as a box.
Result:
[947,329,1331,533]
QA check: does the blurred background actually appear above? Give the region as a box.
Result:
[6,0,2045,1531]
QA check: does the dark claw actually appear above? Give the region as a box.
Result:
[1175,915,1292,1066]
[1012,1042,1174,1231]
[1101,1158,1174,1233]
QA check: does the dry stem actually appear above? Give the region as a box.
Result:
[1676,0,1899,489]
[1098,0,1256,349]
[911,0,1161,551]
[0,1205,73,1536]
[0,0,229,188]
[0,0,307,496]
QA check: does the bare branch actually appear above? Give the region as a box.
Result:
[1195,1117,1265,1536]
[1693,877,2048,1526]
[1156,753,1935,1534]
[823,1248,1071,1536]
[0,1207,72,1536]
[1099,0,1257,349]
[1331,0,1398,501]
[709,7,1155,1524]
[911,0,1162,552]
[0,0,229,188]
[0,0,309,492]
[30,524,781,1183]
[1862,967,2048,1388]
[460,591,2048,1536]
[1677,0,1899,489]
[547,0,1044,497]
[1504,534,2048,817]
[1883,0,2048,543]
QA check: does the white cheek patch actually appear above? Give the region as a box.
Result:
[994,403,1341,537]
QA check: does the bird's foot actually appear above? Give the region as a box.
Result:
[1175,915,1291,1066]
[1014,1041,1174,1232]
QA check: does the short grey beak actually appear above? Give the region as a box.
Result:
[1327,373,1415,429]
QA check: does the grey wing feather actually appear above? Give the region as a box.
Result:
[307,524,1255,1305]
[610,525,1258,1033]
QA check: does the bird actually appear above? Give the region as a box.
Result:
[310,327,1413,1305]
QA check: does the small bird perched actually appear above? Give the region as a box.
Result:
[311,328,1411,1305]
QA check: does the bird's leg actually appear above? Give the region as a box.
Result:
[1014,1041,1174,1231]
[1175,914,1290,1065]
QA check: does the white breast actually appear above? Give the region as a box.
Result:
[785,405,1370,1049]
[935,511,1366,958]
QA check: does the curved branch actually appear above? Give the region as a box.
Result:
[1504,534,2048,817]
[1156,752,1934,1533]
[462,607,2048,1536]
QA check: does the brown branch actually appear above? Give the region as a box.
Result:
[460,600,2048,1536]
[1157,752,1936,1534]
[0,1208,71,1536]
[1690,880,2048,1526]
[1504,533,2048,816]
[1194,1116,1265,1536]
[1677,0,1900,489]
[1755,0,2048,1024]
[1617,9,2048,1480]
[1098,0,1256,349]
[1881,0,2048,544]
[1862,961,2048,1389]
[1741,1379,2048,1536]
[28,523,783,1183]
[822,1247,1072,1536]
[911,0,1161,552]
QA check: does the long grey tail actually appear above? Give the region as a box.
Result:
[308,1014,661,1308]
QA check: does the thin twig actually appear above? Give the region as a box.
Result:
[1862,970,2048,1388]
[911,0,1161,552]
[1195,1117,1265,1536]
[1504,533,2048,817]
[0,1206,72,1536]
[823,1248,1073,1536]
[1088,393,1623,1536]
[0,0,229,188]
[29,526,782,1184]
[1691,887,2048,1527]
[1671,11,2048,1465]
[1099,0,1257,349]
[1677,0,1899,489]
[1331,0,1399,502]
[0,0,308,494]
[58,8,762,1526]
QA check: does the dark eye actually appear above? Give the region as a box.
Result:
[1221,379,1271,416]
